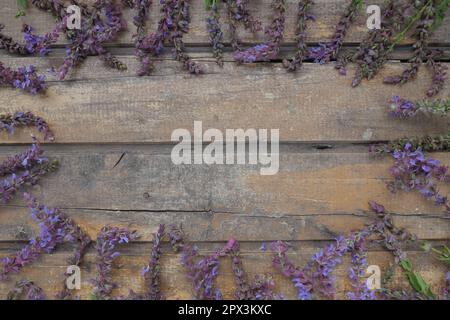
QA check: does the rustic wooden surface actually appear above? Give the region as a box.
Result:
[0,0,449,299]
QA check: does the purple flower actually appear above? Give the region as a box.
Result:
[389,96,419,118]
[91,226,139,299]
[233,0,285,63]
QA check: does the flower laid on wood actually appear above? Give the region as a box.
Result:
[383,0,449,97]
[142,224,165,300]
[0,62,46,95]
[224,0,262,52]
[0,112,57,205]
[309,0,364,67]
[370,133,450,155]
[29,0,127,80]
[233,0,286,63]
[386,143,450,217]
[7,280,46,300]
[0,111,54,141]
[271,201,423,300]
[91,226,139,300]
[282,0,315,72]
[136,0,202,75]
[206,0,224,66]
[0,193,88,280]
[389,96,450,118]
[0,24,29,55]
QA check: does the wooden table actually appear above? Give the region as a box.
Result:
[0,0,449,299]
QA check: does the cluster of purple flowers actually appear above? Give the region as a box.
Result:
[7,280,46,300]
[0,63,46,95]
[91,226,139,299]
[383,1,449,97]
[0,193,87,281]
[22,23,64,56]
[233,0,285,63]
[270,201,421,300]
[136,0,202,75]
[0,111,54,141]
[206,2,224,66]
[389,96,450,118]
[0,24,29,55]
[0,112,57,205]
[282,0,315,72]
[386,143,450,217]
[309,0,363,66]
[28,0,127,80]
[142,224,165,300]
[223,0,262,52]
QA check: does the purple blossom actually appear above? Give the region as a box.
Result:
[233,0,285,63]
[1,193,88,281]
[0,62,46,95]
[206,3,224,66]
[91,226,139,299]
[386,143,450,217]
[22,23,64,56]
[0,111,54,141]
[389,96,419,118]
[309,0,363,65]
[0,160,59,204]
[142,224,165,300]
[7,280,46,300]
[0,139,47,176]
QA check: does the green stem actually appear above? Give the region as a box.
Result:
[388,0,434,52]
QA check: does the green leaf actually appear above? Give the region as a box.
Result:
[16,0,28,17]
[432,0,450,31]
[400,259,413,272]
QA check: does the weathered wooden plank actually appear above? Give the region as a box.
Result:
[0,243,447,299]
[0,60,448,144]
[1,0,450,46]
[0,206,448,242]
[1,144,450,219]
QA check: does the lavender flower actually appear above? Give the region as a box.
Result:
[91,226,139,300]
[171,1,203,74]
[32,0,127,80]
[0,63,46,95]
[0,160,59,204]
[7,280,46,300]
[224,0,262,52]
[0,193,86,280]
[0,139,47,177]
[0,111,54,141]
[206,2,224,66]
[385,143,450,216]
[426,49,448,97]
[271,241,313,300]
[309,0,363,66]
[229,239,282,300]
[389,96,450,118]
[283,0,315,72]
[233,0,285,63]
[383,1,449,96]
[142,224,165,300]
[23,23,64,56]
[370,133,450,155]
[133,0,153,75]
[0,24,30,55]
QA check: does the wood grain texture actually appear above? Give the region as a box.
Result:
[0,243,447,300]
[1,144,450,220]
[0,57,448,144]
[1,0,449,46]
[0,206,448,242]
